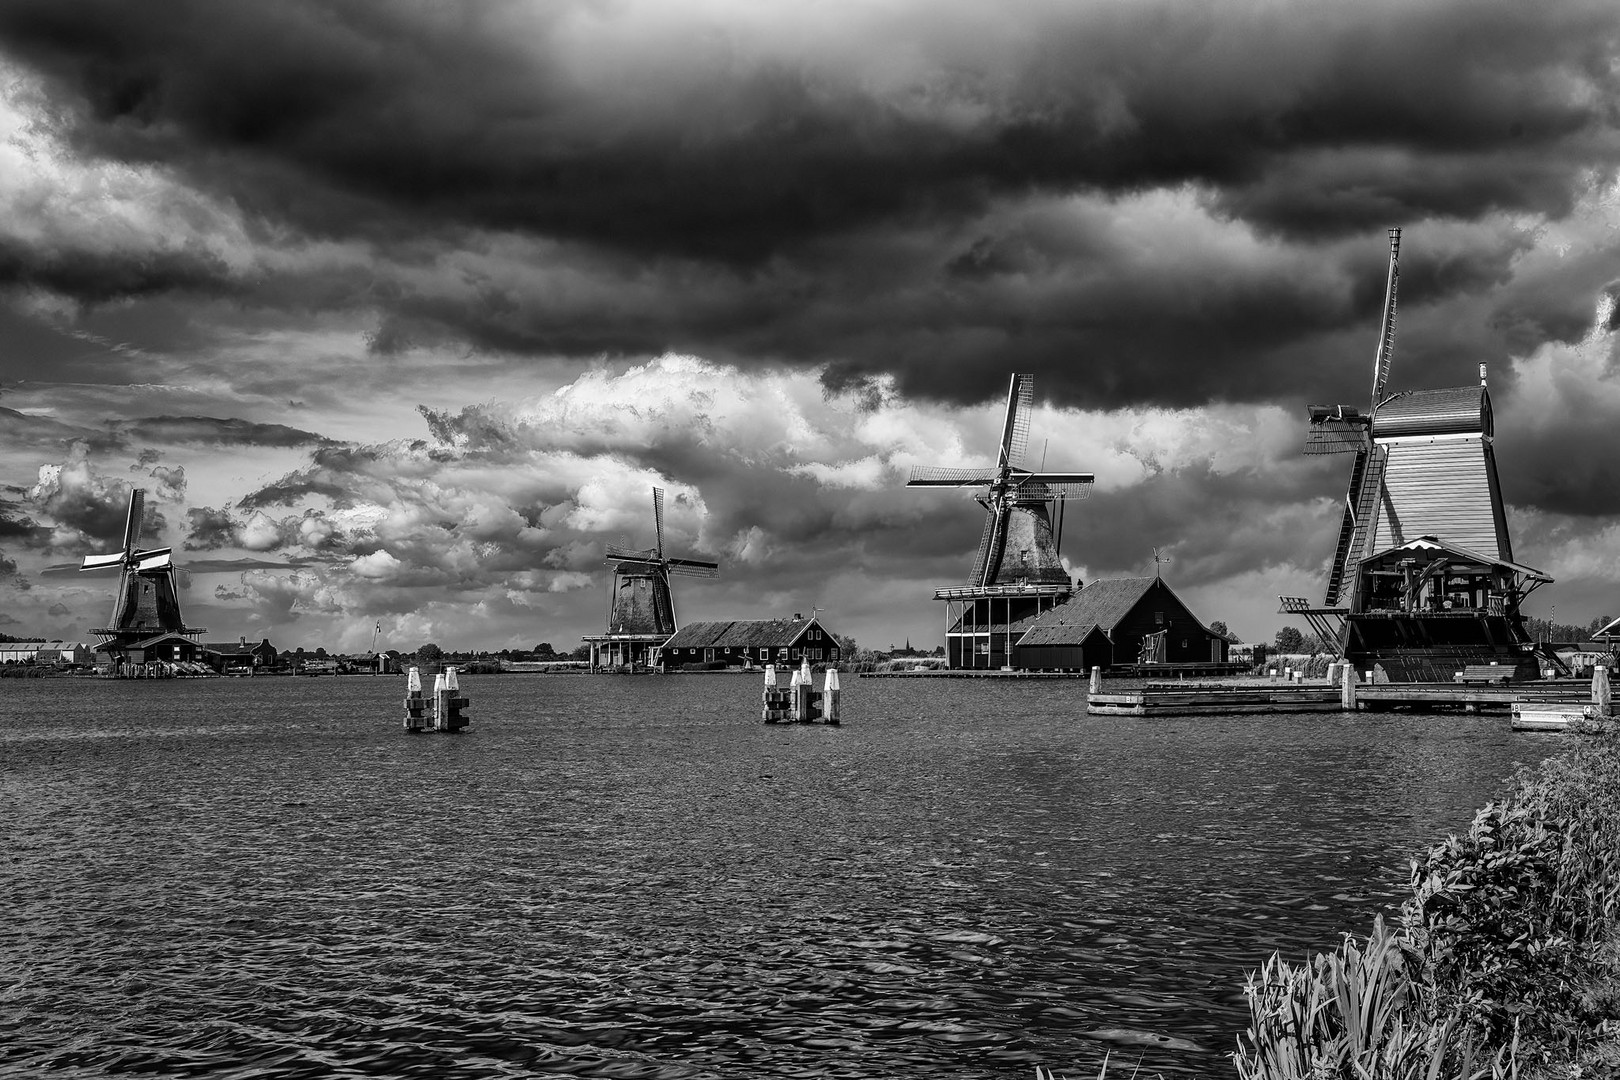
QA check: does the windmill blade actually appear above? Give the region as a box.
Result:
[967,506,998,587]
[1369,227,1400,408]
[604,544,658,562]
[122,487,147,555]
[133,548,173,571]
[979,505,1011,588]
[1016,471,1094,484]
[79,551,125,572]
[1018,481,1093,501]
[998,374,1035,471]
[907,465,999,487]
[1304,406,1370,455]
[667,560,720,578]
[607,556,662,572]
[653,487,665,561]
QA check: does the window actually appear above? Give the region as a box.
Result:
[1154,611,1164,626]
[777,647,788,660]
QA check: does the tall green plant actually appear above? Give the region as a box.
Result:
[1235,917,1487,1080]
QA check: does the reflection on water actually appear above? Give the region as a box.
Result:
[0,675,1543,1077]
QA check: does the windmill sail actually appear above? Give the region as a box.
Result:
[1309,227,1402,605]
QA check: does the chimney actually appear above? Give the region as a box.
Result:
[793,612,802,620]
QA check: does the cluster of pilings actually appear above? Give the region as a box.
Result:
[402,666,471,733]
[763,660,841,724]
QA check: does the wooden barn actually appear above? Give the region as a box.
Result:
[1013,577,1230,671]
[201,637,278,674]
[653,613,842,669]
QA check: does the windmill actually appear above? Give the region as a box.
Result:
[907,373,1094,589]
[1287,228,1554,680]
[592,488,718,666]
[80,486,203,646]
[907,373,1093,668]
[1304,227,1402,608]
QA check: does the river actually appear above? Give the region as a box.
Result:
[0,673,1547,1077]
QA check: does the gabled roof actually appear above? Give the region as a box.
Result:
[660,615,837,651]
[123,632,202,649]
[1357,535,1551,583]
[1016,578,1159,646]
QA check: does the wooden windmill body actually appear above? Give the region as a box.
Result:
[80,487,206,667]
[582,488,719,670]
[1282,229,1556,681]
[907,374,1093,669]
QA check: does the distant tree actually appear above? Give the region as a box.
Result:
[533,642,557,659]
[835,633,858,655]
[417,643,444,663]
[1209,620,1241,643]
[1273,626,1307,653]
[569,643,592,661]
[314,647,328,658]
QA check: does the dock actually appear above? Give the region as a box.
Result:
[1088,673,1607,719]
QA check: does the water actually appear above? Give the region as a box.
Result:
[0,674,1548,1078]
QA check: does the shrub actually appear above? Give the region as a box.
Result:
[1239,721,1620,1076]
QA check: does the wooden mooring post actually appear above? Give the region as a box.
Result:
[402,666,429,732]
[1594,664,1611,718]
[1340,663,1357,711]
[432,666,471,732]
[403,665,470,732]
[1088,666,1101,695]
[763,660,840,724]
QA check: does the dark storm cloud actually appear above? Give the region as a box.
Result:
[0,0,1615,413]
[184,506,237,550]
[115,416,329,448]
[0,495,52,547]
[0,235,236,303]
[2,0,1613,256]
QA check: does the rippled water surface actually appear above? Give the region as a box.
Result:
[1,674,1552,1077]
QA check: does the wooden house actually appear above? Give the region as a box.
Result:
[653,613,842,669]
[201,637,278,674]
[1013,577,1229,671]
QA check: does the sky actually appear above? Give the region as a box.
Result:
[1,0,1619,654]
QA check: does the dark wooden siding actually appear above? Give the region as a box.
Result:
[1111,580,1227,664]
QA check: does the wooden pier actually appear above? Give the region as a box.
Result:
[1088,672,1607,719]
[861,668,1086,679]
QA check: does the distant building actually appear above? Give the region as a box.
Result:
[97,632,205,668]
[0,640,64,665]
[1013,577,1230,671]
[653,614,842,669]
[201,638,278,674]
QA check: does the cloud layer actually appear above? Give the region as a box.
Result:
[0,2,1618,647]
